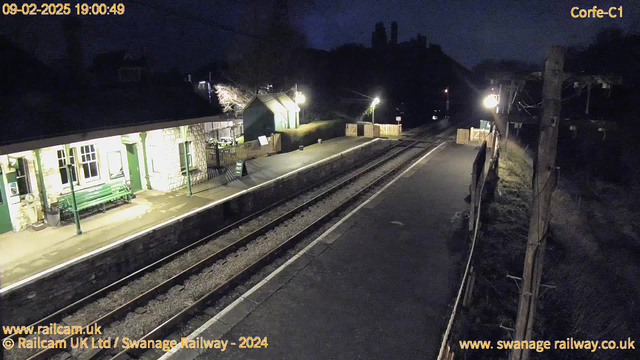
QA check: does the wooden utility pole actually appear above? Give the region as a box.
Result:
[511,46,564,360]
[585,80,591,115]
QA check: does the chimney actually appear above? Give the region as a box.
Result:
[390,21,398,45]
[63,17,84,84]
[371,22,387,49]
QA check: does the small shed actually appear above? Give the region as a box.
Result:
[242,93,299,141]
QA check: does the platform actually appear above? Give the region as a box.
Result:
[167,143,478,360]
[0,136,377,288]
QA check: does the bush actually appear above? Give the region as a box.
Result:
[278,120,348,152]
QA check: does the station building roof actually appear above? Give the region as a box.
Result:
[0,85,221,155]
[244,93,299,114]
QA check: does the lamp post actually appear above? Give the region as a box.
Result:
[295,90,306,127]
[181,126,192,197]
[64,144,82,235]
[444,87,450,118]
[371,97,380,124]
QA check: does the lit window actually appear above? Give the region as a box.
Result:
[57,149,78,186]
[107,151,124,180]
[179,142,193,172]
[15,157,31,195]
[80,144,100,180]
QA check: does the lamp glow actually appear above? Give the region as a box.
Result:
[296,92,306,104]
[483,94,499,108]
[372,97,380,107]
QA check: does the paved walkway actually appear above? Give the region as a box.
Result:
[167,143,478,360]
[0,137,375,287]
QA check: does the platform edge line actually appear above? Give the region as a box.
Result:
[0,139,381,294]
[159,141,447,359]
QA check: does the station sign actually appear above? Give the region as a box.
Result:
[235,160,248,177]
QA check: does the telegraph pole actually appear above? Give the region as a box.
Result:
[511,46,564,360]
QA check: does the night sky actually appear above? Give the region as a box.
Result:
[1,0,637,72]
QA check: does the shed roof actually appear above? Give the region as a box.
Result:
[244,93,299,114]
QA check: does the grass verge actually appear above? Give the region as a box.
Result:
[452,141,639,359]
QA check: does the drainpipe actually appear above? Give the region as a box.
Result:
[181,125,192,196]
[140,132,152,190]
[184,141,192,196]
[34,149,48,212]
[64,144,82,235]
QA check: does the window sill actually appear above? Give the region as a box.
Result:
[181,168,200,176]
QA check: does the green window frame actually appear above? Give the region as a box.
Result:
[80,144,100,181]
[15,157,31,195]
[57,148,78,186]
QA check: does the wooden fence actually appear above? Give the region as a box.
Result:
[378,124,402,136]
[470,127,493,145]
[456,129,470,144]
[345,123,357,137]
[364,124,381,138]
[206,133,281,171]
[457,127,497,148]
[437,130,501,360]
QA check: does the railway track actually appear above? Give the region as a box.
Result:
[4,128,443,360]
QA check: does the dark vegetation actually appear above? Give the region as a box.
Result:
[278,120,346,152]
[454,26,640,360]
[212,16,477,127]
[452,143,532,360]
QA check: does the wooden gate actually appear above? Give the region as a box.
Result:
[345,123,357,137]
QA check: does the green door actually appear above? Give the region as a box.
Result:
[0,167,13,234]
[126,144,142,192]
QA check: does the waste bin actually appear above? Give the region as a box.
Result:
[46,206,60,227]
[452,211,470,230]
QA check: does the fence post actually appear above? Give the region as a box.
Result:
[463,266,476,307]
[469,164,476,232]
[215,143,221,168]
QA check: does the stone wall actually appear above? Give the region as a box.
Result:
[1,139,392,326]
[1,124,208,231]
[146,125,207,192]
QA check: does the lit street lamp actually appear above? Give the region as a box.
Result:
[295,92,306,104]
[444,87,450,118]
[371,97,380,124]
[483,94,499,109]
[295,91,306,127]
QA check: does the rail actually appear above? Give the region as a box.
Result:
[15,130,434,360]
[112,139,437,360]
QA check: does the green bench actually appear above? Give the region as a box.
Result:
[57,181,133,219]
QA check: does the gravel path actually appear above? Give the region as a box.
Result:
[6,142,427,360]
